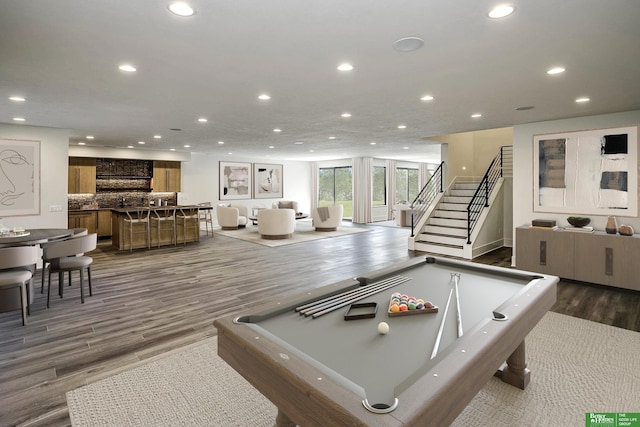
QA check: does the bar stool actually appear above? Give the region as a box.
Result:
[150,207,176,247]
[197,202,213,237]
[123,208,150,252]
[176,207,200,244]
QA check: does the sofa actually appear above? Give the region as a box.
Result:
[216,205,249,230]
[311,204,343,231]
[272,200,299,212]
[257,208,295,239]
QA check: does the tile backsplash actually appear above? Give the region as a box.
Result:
[69,192,177,210]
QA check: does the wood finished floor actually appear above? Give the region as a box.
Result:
[1,223,638,427]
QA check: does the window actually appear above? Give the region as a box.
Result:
[373,166,386,206]
[319,167,353,218]
[395,167,419,203]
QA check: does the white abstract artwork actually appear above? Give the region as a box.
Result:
[0,139,40,216]
[534,126,638,216]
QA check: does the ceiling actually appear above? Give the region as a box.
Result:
[1,0,639,163]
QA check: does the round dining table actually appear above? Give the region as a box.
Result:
[0,228,75,248]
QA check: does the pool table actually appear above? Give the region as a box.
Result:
[214,256,558,427]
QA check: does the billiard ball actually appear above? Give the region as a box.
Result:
[377,322,390,334]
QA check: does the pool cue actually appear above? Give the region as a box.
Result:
[297,276,409,317]
[431,287,453,359]
[303,277,409,318]
[296,275,408,313]
[306,277,410,319]
[453,273,463,338]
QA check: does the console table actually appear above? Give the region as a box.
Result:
[515,226,640,291]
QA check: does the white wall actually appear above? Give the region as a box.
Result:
[180,152,312,215]
[513,110,640,258]
[0,123,69,229]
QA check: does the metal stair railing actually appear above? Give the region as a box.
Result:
[410,161,444,237]
[466,145,513,243]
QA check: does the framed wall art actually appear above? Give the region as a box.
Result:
[219,161,251,200]
[253,163,283,199]
[0,138,41,216]
[533,126,638,216]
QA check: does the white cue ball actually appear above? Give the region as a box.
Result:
[377,322,390,334]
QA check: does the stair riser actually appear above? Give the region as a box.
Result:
[418,233,466,246]
[438,203,468,212]
[448,189,476,197]
[423,225,467,237]
[442,196,472,204]
[414,242,465,258]
[433,210,467,219]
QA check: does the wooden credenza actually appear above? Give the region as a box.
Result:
[515,226,640,291]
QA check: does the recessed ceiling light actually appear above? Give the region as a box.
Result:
[197,118,208,123]
[328,136,336,140]
[127,145,134,149]
[153,135,162,139]
[138,141,145,144]
[268,146,275,149]
[78,142,86,145]
[13,117,25,122]
[9,96,26,102]
[420,95,434,101]
[341,113,351,118]
[309,150,314,153]
[337,63,354,71]
[370,142,376,145]
[547,67,565,75]
[86,135,95,139]
[168,2,195,16]
[488,5,515,19]
[471,113,482,118]
[184,145,191,148]
[576,97,590,103]
[118,64,137,72]
[294,141,304,145]
[403,147,409,150]
[227,152,233,155]
[170,148,176,151]
[393,37,424,52]
[273,128,282,133]
[397,125,407,129]
[258,94,271,100]
[218,141,225,145]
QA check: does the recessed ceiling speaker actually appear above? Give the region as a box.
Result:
[393,37,424,52]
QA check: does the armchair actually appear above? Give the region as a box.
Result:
[311,205,344,231]
[272,200,299,212]
[216,205,249,230]
[257,209,295,239]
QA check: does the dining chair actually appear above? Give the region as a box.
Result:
[44,233,97,308]
[197,202,213,237]
[0,246,39,325]
[176,207,200,244]
[41,227,88,294]
[123,208,150,251]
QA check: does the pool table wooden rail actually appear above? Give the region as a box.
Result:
[214,256,558,427]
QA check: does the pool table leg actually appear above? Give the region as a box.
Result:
[275,409,297,427]
[495,340,531,390]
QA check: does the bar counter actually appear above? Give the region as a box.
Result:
[110,205,208,251]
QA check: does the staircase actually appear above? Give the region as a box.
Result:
[413,181,479,257]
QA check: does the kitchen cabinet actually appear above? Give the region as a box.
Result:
[68,211,98,234]
[97,210,112,237]
[152,161,181,192]
[68,157,97,193]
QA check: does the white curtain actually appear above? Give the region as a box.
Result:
[387,159,397,220]
[352,157,372,223]
[310,161,319,210]
[419,163,432,189]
